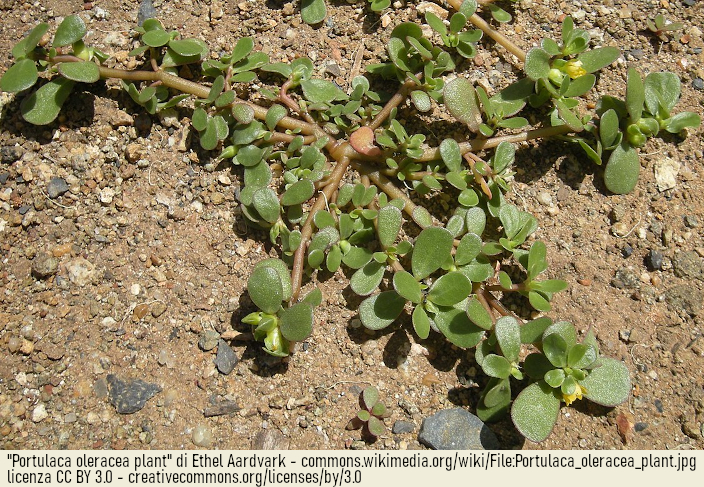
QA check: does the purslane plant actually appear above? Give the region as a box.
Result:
[4,1,695,442]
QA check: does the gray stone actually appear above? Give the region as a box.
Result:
[646,250,664,271]
[392,420,416,434]
[611,267,641,289]
[418,408,501,450]
[47,177,70,199]
[107,374,161,414]
[665,285,703,317]
[214,339,238,375]
[32,252,59,279]
[66,257,96,286]
[1,146,23,164]
[198,330,220,351]
[672,251,704,281]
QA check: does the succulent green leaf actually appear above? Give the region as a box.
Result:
[412,305,431,339]
[300,0,327,25]
[367,416,385,437]
[562,74,595,98]
[520,317,552,344]
[252,188,280,224]
[425,12,446,36]
[446,214,465,238]
[455,233,481,266]
[459,255,493,283]
[350,261,386,296]
[0,58,38,92]
[410,90,432,112]
[555,98,583,131]
[357,410,370,422]
[433,306,484,348]
[567,343,598,369]
[57,61,100,83]
[428,272,471,307]
[301,79,345,104]
[359,291,406,330]
[169,39,205,57]
[362,386,379,409]
[237,145,266,167]
[544,369,566,388]
[464,207,486,236]
[411,227,453,279]
[231,103,255,124]
[524,48,551,81]
[444,77,481,132]
[253,258,292,302]
[265,104,287,131]
[543,320,577,349]
[495,316,521,363]
[579,357,631,406]
[523,352,554,379]
[533,279,568,294]
[279,302,313,342]
[377,205,403,248]
[232,52,268,73]
[599,109,620,149]
[243,161,271,190]
[411,206,433,228]
[393,271,422,304]
[482,354,511,379]
[54,15,86,47]
[342,246,373,269]
[247,266,283,314]
[644,71,680,114]
[142,29,171,47]
[12,23,49,59]
[604,141,639,194]
[487,4,511,22]
[458,189,479,207]
[626,68,645,122]
[281,179,314,206]
[578,47,620,73]
[466,296,493,330]
[542,333,568,368]
[664,112,701,133]
[527,240,547,277]
[301,287,323,308]
[477,378,511,422]
[440,138,462,172]
[511,381,561,443]
[21,78,75,125]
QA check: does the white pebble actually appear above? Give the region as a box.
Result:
[192,424,213,447]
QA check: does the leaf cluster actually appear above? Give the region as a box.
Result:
[346,386,390,439]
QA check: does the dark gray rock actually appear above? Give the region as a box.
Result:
[672,251,704,281]
[214,339,238,375]
[646,250,664,271]
[611,267,641,289]
[0,146,23,164]
[137,0,156,25]
[418,408,501,450]
[392,420,415,434]
[32,252,59,279]
[47,177,69,199]
[693,78,704,91]
[107,374,161,414]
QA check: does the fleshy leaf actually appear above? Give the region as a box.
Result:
[495,316,521,363]
[279,302,313,342]
[281,179,315,206]
[578,47,620,73]
[359,291,406,330]
[57,61,100,83]
[362,386,379,409]
[477,378,511,422]
[433,306,484,348]
[367,416,385,437]
[511,381,561,443]
[440,138,462,172]
[523,352,554,379]
[579,357,631,406]
[253,258,292,302]
[520,317,552,344]
[377,205,402,247]
[54,15,87,47]
[524,48,551,81]
[350,261,386,296]
[12,23,49,59]
[444,77,481,132]
[412,305,431,339]
[427,272,471,306]
[0,58,38,92]
[466,296,492,330]
[411,227,453,279]
[482,354,511,379]
[252,188,280,224]
[301,79,345,103]
[300,0,327,25]
[393,270,422,304]
[247,265,283,314]
[604,142,639,194]
[21,78,75,125]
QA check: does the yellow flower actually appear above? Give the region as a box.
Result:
[563,60,587,79]
[563,383,587,406]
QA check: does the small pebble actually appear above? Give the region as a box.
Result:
[32,404,48,423]
[199,330,220,351]
[192,424,213,447]
[47,178,70,199]
[536,191,553,206]
[692,78,704,91]
[611,222,629,237]
[646,250,664,271]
